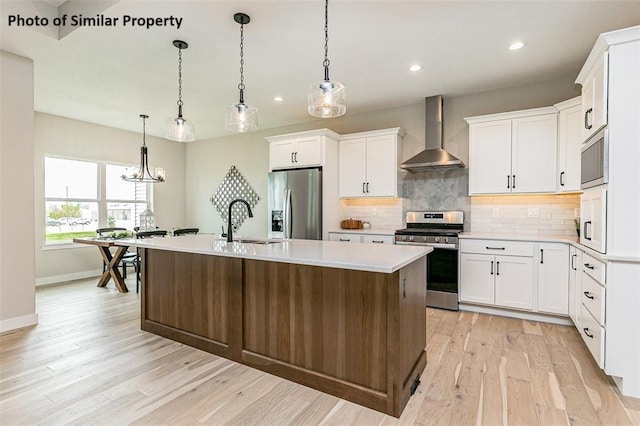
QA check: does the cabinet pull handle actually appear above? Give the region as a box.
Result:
[362,182,366,193]
[585,108,593,130]
[496,261,500,276]
[584,221,592,240]
[571,254,576,270]
[583,291,595,300]
[339,238,350,242]
[507,175,510,189]
[366,182,369,193]
[490,261,494,275]
[291,152,294,163]
[583,327,594,339]
[372,240,384,243]
[540,249,544,264]
[512,175,516,189]
[560,171,565,186]
[584,263,595,270]
[486,246,506,250]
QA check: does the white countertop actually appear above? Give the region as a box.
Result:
[119,234,432,273]
[328,228,396,236]
[460,232,640,263]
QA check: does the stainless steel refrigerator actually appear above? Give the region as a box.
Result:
[268,168,322,240]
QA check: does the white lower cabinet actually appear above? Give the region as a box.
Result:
[328,232,394,244]
[568,246,583,326]
[537,243,570,315]
[459,240,534,311]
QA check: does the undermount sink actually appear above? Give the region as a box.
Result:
[234,238,282,245]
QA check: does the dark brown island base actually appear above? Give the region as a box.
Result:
[124,235,431,417]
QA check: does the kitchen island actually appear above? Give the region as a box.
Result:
[120,234,431,417]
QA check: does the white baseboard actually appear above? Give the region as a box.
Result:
[36,269,102,287]
[0,313,38,334]
[459,303,573,326]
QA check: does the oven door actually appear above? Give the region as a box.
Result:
[426,246,459,311]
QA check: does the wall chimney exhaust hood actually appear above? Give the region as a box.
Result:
[400,95,465,171]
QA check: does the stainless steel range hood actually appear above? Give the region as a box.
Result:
[400,95,465,171]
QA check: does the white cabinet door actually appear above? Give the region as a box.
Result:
[582,53,608,142]
[294,137,322,167]
[270,140,296,169]
[557,101,582,192]
[494,255,534,310]
[459,253,495,305]
[568,246,582,326]
[469,120,512,194]
[511,114,558,193]
[339,138,367,197]
[537,243,569,315]
[580,187,607,253]
[328,232,362,243]
[365,135,397,197]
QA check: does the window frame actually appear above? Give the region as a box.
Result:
[44,156,152,245]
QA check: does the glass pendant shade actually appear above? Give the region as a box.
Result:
[165,115,195,142]
[308,79,346,118]
[225,102,258,132]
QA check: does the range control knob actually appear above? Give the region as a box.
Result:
[409,235,414,241]
[435,237,440,243]
[444,237,449,244]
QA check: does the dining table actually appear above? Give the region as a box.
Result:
[73,237,130,293]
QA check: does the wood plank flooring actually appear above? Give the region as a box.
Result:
[1,278,638,425]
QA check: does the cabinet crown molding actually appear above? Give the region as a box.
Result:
[265,128,340,143]
[465,106,558,124]
[554,96,581,111]
[340,127,405,141]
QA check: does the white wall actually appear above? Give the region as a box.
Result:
[34,113,186,283]
[0,51,37,332]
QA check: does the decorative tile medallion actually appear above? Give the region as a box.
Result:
[210,166,260,229]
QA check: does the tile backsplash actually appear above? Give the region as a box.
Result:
[339,198,403,229]
[470,194,580,236]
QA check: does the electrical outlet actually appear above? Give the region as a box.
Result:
[528,207,539,218]
[492,208,500,217]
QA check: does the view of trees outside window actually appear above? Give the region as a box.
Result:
[44,158,150,243]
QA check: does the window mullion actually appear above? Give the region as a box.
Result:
[99,162,107,227]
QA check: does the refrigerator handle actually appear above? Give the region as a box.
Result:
[283,189,292,239]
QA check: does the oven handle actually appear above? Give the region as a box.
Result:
[394,241,458,250]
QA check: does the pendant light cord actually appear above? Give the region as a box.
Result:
[323,0,330,80]
[238,22,245,103]
[177,47,183,108]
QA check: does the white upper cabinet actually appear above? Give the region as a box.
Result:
[267,129,340,171]
[580,52,608,142]
[580,187,607,254]
[339,128,404,198]
[555,97,582,192]
[466,108,557,195]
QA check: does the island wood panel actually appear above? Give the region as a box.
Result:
[243,260,388,392]
[141,249,243,359]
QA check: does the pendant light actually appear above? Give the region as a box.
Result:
[225,13,258,132]
[308,0,345,118]
[166,40,195,142]
[122,115,165,183]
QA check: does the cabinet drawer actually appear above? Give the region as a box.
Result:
[328,233,362,243]
[582,252,606,284]
[581,272,606,326]
[460,239,533,257]
[580,304,605,369]
[361,235,394,244]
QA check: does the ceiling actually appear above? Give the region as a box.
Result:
[2,1,639,141]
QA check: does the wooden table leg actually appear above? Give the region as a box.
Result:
[96,245,129,293]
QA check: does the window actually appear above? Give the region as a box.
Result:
[44,157,150,244]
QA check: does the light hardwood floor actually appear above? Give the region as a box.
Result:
[1,278,639,425]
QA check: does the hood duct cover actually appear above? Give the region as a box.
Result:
[400,95,465,171]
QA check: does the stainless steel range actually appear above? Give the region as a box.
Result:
[395,211,464,311]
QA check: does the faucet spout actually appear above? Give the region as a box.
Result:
[227,199,254,243]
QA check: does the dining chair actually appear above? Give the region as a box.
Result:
[173,228,199,236]
[95,227,136,277]
[128,229,168,293]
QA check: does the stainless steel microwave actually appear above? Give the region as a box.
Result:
[581,127,609,189]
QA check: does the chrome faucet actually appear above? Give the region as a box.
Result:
[227,199,253,242]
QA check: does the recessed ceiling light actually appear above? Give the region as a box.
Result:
[274,96,284,102]
[409,64,422,72]
[509,41,524,51]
